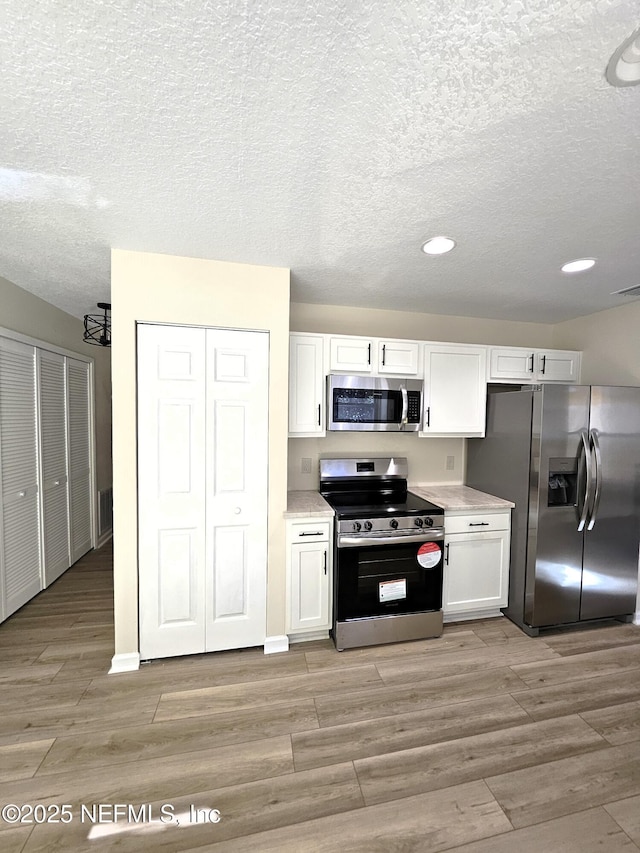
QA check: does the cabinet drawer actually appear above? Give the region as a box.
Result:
[288,521,331,542]
[445,512,510,534]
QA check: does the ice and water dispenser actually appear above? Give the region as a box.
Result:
[547,457,578,507]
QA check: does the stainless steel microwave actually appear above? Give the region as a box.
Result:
[327,374,423,432]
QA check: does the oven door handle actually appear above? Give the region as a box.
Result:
[337,530,445,548]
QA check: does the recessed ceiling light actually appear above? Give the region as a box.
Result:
[421,236,456,255]
[606,28,640,87]
[561,258,596,274]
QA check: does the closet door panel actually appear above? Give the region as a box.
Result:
[66,358,92,563]
[0,339,41,620]
[38,351,70,586]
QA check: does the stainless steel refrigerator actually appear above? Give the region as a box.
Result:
[467,384,640,635]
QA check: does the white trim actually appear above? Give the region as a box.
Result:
[633,613,640,626]
[264,635,289,654]
[0,324,95,364]
[109,652,140,673]
[96,530,113,550]
[443,607,503,623]
[288,630,331,644]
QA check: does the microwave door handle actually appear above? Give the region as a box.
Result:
[577,430,592,532]
[587,429,602,531]
[400,385,408,428]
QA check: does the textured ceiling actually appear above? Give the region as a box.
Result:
[2,1,639,324]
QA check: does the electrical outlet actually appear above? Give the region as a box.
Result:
[301,457,312,474]
[446,455,455,471]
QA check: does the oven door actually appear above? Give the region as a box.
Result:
[335,535,443,621]
[328,375,423,432]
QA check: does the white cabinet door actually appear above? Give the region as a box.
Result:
[289,541,330,632]
[0,339,41,621]
[443,529,510,615]
[66,358,93,564]
[378,340,420,375]
[489,347,581,383]
[535,350,580,382]
[289,334,325,436]
[489,347,536,382]
[421,344,487,436]
[38,351,70,587]
[204,328,268,653]
[329,336,374,372]
[138,324,269,659]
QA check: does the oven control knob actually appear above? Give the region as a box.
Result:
[390,519,399,529]
[414,517,424,527]
[353,521,362,532]
[424,517,434,528]
[363,521,373,531]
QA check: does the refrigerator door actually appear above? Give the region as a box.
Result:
[580,386,640,620]
[525,384,590,628]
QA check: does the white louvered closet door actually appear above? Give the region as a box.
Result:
[0,338,41,621]
[38,351,70,587]
[66,358,92,564]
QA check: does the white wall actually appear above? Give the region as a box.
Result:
[289,301,553,488]
[0,274,112,494]
[111,250,290,660]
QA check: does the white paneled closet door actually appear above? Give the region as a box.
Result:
[66,358,93,564]
[138,324,269,659]
[38,351,70,587]
[138,324,207,659]
[0,338,41,620]
[205,328,268,652]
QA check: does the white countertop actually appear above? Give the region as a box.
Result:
[285,490,334,518]
[409,484,515,511]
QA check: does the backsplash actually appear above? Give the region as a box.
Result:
[287,433,465,490]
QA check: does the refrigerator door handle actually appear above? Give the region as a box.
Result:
[587,429,603,531]
[577,430,592,532]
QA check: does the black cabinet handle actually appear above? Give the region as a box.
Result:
[445,543,450,565]
[317,404,321,426]
[469,522,490,527]
[529,353,535,372]
[425,407,431,427]
[367,343,371,365]
[541,355,546,375]
[323,550,327,574]
[300,531,323,537]
[382,344,386,366]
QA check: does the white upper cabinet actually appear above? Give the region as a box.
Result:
[329,336,375,372]
[329,336,420,375]
[489,347,581,383]
[289,334,325,437]
[377,340,420,375]
[421,344,487,437]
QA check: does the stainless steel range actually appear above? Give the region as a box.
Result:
[319,457,445,651]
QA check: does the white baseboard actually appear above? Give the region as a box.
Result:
[96,530,113,550]
[264,635,289,654]
[633,613,640,626]
[109,652,140,674]
[443,608,503,623]
[288,630,331,644]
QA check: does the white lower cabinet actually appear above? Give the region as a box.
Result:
[286,518,332,639]
[442,511,511,620]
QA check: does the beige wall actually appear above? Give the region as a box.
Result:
[553,301,640,386]
[289,301,554,489]
[290,302,554,347]
[111,250,290,658]
[0,274,112,494]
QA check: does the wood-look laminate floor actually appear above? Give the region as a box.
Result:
[2,543,640,851]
